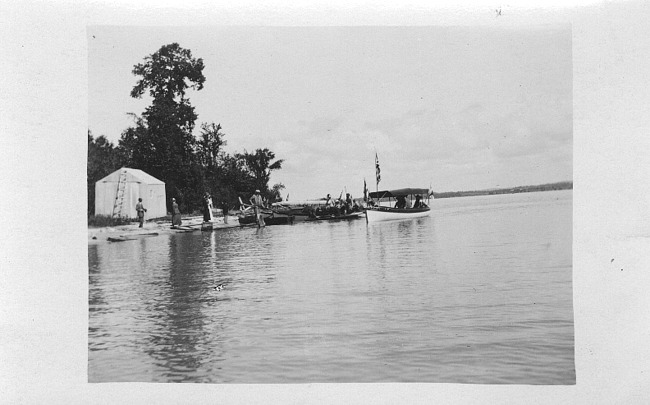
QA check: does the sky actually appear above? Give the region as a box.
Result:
[88,25,572,200]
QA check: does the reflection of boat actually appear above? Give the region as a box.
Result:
[366,188,432,223]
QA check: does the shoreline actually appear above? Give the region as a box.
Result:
[88,215,240,245]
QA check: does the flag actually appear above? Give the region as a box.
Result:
[375,153,381,184]
[363,179,368,201]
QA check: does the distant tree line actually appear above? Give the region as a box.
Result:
[432,181,573,199]
[88,43,284,216]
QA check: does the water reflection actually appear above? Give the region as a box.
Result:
[89,191,574,383]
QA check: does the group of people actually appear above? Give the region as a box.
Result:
[394,194,427,209]
[202,193,231,224]
[133,192,234,229]
[311,193,361,217]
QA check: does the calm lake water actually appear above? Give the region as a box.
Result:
[88,190,574,384]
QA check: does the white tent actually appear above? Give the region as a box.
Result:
[95,168,167,219]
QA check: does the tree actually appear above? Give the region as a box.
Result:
[269,183,286,203]
[197,122,226,169]
[122,43,206,212]
[87,130,124,215]
[235,148,284,195]
[112,43,286,214]
[131,43,205,101]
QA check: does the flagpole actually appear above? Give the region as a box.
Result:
[375,152,380,195]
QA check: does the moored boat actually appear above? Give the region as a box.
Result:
[365,188,432,223]
[237,210,295,226]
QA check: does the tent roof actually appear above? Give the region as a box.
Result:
[96,167,165,185]
[369,188,430,199]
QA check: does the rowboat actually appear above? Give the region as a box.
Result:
[365,188,432,223]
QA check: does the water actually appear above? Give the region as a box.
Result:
[88,190,574,384]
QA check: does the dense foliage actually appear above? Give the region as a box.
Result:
[87,131,125,215]
[88,43,284,216]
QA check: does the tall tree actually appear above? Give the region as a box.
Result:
[235,148,284,195]
[123,43,206,211]
[197,122,226,169]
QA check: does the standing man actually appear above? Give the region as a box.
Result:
[249,189,265,227]
[135,198,147,228]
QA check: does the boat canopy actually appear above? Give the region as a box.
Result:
[369,188,430,199]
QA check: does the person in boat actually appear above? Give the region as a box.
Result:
[325,194,334,207]
[332,200,342,216]
[324,194,335,215]
[171,198,182,227]
[413,195,423,208]
[343,193,353,213]
[135,198,147,228]
[395,195,407,209]
[249,189,266,226]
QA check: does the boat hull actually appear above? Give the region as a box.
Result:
[237,213,294,226]
[305,211,365,221]
[365,206,431,222]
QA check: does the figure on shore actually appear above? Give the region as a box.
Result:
[249,189,266,227]
[171,198,182,227]
[203,193,213,222]
[220,201,229,224]
[135,198,147,228]
[207,194,215,221]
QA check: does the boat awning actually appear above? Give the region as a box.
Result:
[369,188,430,199]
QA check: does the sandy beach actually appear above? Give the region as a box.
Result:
[88,215,240,244]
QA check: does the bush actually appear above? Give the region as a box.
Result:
[88,215,134,228]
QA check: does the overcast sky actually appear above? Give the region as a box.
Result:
[88,25,572,200]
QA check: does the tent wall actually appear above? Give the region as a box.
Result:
[94,168,167,219]
[95,181,118,217]
[139,183,167,219]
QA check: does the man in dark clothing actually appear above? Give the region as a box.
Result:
[135,198,147,228]
[221,201,229,224]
